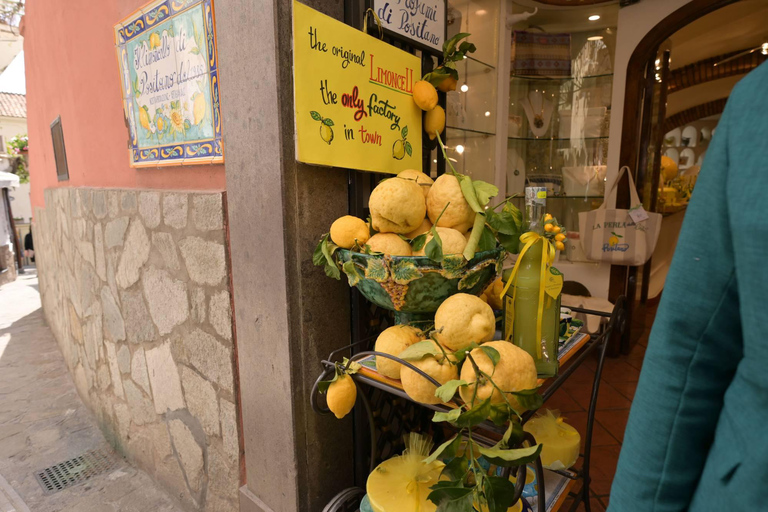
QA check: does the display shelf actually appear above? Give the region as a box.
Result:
[510,72,613,81]
[447,125,495,137]
[546,196,604,200]
[507,136,609,142]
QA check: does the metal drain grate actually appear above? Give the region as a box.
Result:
[34,449,119,495]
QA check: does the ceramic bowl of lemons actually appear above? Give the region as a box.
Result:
[336,246,505,323]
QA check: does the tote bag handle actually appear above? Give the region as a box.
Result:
[599,166,642,210]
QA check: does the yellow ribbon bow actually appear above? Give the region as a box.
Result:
[499,232,556,358]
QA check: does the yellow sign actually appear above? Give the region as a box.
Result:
[293,1,422,174]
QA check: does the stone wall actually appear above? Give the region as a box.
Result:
[34,187,240,512]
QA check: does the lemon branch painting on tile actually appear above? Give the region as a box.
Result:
[115,0,223,167]
[293,1,422,174]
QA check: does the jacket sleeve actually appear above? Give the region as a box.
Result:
[608,96,743,510]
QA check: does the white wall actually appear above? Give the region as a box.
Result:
[0,116,26,146]
[8,181,30,222]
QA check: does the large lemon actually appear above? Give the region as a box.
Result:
[327,373,357,419]
[484,276,504,310]
[405,218,432,239]
[400,340,458,404]
[367,233,413,256]
[661,155,678,181]
[437,76,457,93]
[398,169,434,198]
[369,178,426,234]
[424,105,446,141]
[193,92,206,125]
[426,175,475,233]
[375,325,423,379]
[434,293,495,351]
[413,227,467,256]
[459,341,537,411]
[412,80,438,111]
[330,215,370,249]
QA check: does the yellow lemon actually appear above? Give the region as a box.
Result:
[459,341,537,411]
[661,155,678,181]
[609,235,619,247]
[138,105,151,131]
[426,174,476,233]
[330,215,370,249]
[400,340,458,404]
[369,178,427,234]
[149,32,161,50]
[555,233,566,242]
[412,80,438,111]
[434,293,495,351]
[405,218,432,239]
[544,214,552,221]
[436,76,457,93]
[193,92,206,125]
[320,124,334,145]
[484,276,504,310]
[413,226,467,256]
[556,241,565,251]
[392,139,405,160]
[424,105,446,140]
[375,325,424,379]
[327,373,357,419]
[398,169,434,198]
[367,233,413,256]
[155,116,165,132]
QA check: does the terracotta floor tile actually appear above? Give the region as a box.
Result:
[560,360,597,384]
[565,381,632,411]
[600,360,641,384]
[597,495,610,509]
[608,380,638,402]
[587,445,622,495]
[561,490,606,512]
[595,409,631,443]
[559,410,619,450]
[545,387,584,413]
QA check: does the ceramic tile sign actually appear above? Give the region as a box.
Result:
[293,1,422,174]
[114,0,223,167]
[374,0,446,54]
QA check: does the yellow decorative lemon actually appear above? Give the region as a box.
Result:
[413,227,467,256]
[398,169,434,198]
[326,373,357,419]
[434,293,495,351]
[138,105,151,132]
[424,105,446,141]
[375,325,423,379]
[192,92,206,125]
[320,124,334,145]
[392,139,405,159]
[400,340,458,404]
[330,215,370,249]
[405,218,432,239]
[459,341,538,411]
[426,174,476,233]
[412,80,438,111]
[149,32,161,50]
[367,233,413,256]
[369,178,427,234]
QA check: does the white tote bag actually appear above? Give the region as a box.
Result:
[578,166,662,266]
[562,165,607,196]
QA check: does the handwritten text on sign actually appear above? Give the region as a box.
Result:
[374,0,445,52]
[293,1,422,174]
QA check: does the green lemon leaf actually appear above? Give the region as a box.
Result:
[487,206,522,236]
[423,434,461,464]
[312,234,329,266]
[323,118,334,126]
[310,111,322,121]
[342,260,363,287]
[458,175,483,213]
[452,342,480,363]
[455,398,492,428]
[478,444,542,468]
[489,403,511,426]
[411,233,428,251]
[405,141,413,157]
[480,346,500,366]
[427,486,473,512]
[484,475,517,512]
[502,421,525,447]
[443,32,471,56]
[391,260,423,285]
[319,235,340,280]
[504,201,523,228]
[510,387,543,411]
[439,456,469,483]
[458,41,477,54]
[432,407,462,424]
[402,126,408,139]
[472,180,498,207]
[425,226,444,262]
[477,225,497,252]
[317,371,339,393]
[497,232,521,255]
[434,379,468,402]
[365,257,389,282]
[424,69,453,87]
[399,340,441,361]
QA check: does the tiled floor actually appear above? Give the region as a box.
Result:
[555,301,657,512]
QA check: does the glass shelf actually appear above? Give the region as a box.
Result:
[547,196,604,200]
[508,136,609,141]
[447,125,495,137]
[510,73,614,81]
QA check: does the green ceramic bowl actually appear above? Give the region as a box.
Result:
[336,246,505,318]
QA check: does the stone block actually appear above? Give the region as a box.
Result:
[93,190,107,219]
[105,217,129,249]
[79,240,95,267]
[191,287,206,324]
[179,237,226,286]
[105,341,125,399]
[180,366,219,436]
[83,305,103,370]
[141,267,189,335]
[116,219,151,289]
[114,402,131,441]
[192,194,224,231]
[163,193,188,229]
[121,191,137,213]
[208,445,239,499]
[220,398,238,463]
[100,287,126,342]
[97,364,111,391]
[168,419,204,492]
[209,290,232,341]
[79,188,93,214]
[123,379,156,425]
[117,344,131,374]
[120,288,157,344]
[184,329,233,393]
[152,232,181,272]
[145,342,185,414]
[94,223,106,281]
[108,190,120,218]
[139,191,161,229]
[156,453,198,509]
[131,348,152,395]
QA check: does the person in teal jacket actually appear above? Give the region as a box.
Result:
[608,62,768,510]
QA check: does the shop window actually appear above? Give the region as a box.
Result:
[51,116,69,182]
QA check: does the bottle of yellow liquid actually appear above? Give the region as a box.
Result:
[503,187,560,378]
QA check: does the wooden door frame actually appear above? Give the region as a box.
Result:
[608,0,740,352]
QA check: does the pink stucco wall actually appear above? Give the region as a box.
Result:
[24,0,226,211]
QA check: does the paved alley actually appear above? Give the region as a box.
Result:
[0,269,184,512]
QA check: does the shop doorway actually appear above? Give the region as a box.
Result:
[610,0,768,352]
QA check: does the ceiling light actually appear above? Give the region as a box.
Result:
[476,9,487,15]
[762,42,768,55]
[484,111,491,117]
[455,145,465,154]
[588,14,600,21]
[587,35,603,41]
[433,159,437,163]
[460,84,469,92]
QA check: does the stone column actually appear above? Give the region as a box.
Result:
[215,1,354,511]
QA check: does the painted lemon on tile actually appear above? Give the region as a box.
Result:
[192,92,206,125]
[138,105,151,132]
[149,32,161,50]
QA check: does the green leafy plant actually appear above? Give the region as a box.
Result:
[7,134,28,183]
[422,33,477,88]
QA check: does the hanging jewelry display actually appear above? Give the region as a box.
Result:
[520,89,554,138]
